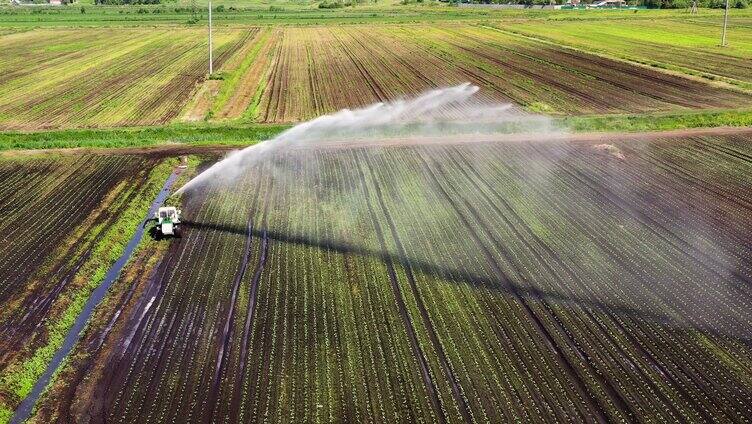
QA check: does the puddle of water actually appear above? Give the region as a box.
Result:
[11,170,179,424]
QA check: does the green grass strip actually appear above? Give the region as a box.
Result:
[0,406,11,424]
[243,67,270,122]
[562,108,752,133]
[1,109,751,152]
[0,123,290,151]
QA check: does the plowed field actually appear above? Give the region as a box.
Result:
[217,25,752,122]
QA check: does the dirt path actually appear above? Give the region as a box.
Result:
[298,126,752,151]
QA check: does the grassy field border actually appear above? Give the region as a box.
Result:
[0,6,750,28]
[0,123,291,151]
[1,109,751,151]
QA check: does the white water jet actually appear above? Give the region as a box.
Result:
[177,83,552,194]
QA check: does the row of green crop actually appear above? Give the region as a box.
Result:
[66,149,451,421]
[402,25,752,114]
[0,155,135,303]
[330,141,749,419]
[356,145,603,420]
[2,21,751,133]
[472,139,751,417]
[0,28,252,130]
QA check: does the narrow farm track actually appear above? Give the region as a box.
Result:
[28,133,752,423]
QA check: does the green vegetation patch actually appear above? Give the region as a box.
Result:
[211,28,272,118]
[497,17,752,86]
[564,108,752,132]
[1,108,752,152]
[0,123,290,151]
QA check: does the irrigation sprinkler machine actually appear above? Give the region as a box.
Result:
[147,206,182,237]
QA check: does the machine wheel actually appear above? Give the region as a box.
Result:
[174,226,182,238]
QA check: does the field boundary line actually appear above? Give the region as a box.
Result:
[288,125,752,151]
[1,125,751,158]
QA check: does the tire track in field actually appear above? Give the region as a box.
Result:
[417,152,620,423]
[352,152,447,424]
[230,177,271,421]
[105,183,227,421]
[360,152,473,424]
[203,178,261,422]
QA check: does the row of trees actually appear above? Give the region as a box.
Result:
[648,0,747,8]
[461,0,746,7]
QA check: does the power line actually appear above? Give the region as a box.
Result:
[721,0,729,46]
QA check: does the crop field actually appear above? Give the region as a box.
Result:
[2,23,751,131]
[0,153,173,420]
[217,25,752,122]
[27,132,752,423]
[2,6,752,424]
[0,28,257,130]
[501,18,752,87]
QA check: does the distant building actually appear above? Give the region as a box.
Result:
[590,0,625,6]
[49,0,62,4]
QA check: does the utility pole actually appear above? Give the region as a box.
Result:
[721,0,729,46]
[208,0,213,74]
[689,0,697,14]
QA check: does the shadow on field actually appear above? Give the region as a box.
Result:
[180,219,751,345]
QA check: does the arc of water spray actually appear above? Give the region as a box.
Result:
[176,83,482,194]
